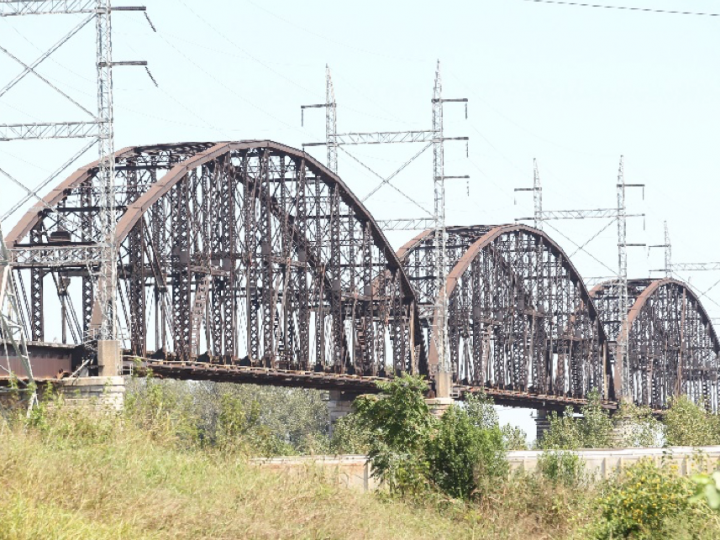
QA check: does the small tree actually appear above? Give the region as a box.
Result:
[425,405,507,499]
[663,396,718,447]
[501,424,528,450]
[354,374,435,496]
[464,390,499,429]
[614,401,662,448]
[540,391,613,450]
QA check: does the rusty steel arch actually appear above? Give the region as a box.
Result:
[399,225,610,399]
[591,278,720,410]
[8,141,424,377]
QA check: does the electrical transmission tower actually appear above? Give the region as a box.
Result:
[301,61,469,395]
[516,156,645,399]
[651,221,720,275]
[0,0,151,376]
[514,158,543,230]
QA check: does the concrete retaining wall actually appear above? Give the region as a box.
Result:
[507,446,720,480]
[254,446,720,493]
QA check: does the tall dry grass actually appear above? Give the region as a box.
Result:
[0,400,487,540]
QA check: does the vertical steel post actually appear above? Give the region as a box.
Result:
[616,156,629,399]
[533,158,543,230]
[664,221,672,278]
[95,0,119,372]
[432,61,450,394]
[325,65,338,175]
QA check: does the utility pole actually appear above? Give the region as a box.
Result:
[301,61,468,395]
[514,158,543,230]
[615,156,645,400]
[431,61,450,395]
[649,221,671,277]
[0,0,152,376]
[516,156,645,400]
[301,65,337,174]
[651,221,720,275]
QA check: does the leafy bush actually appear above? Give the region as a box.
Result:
[592,458,692,539]
[692,471,720,510]
[125,377,331,455]
[464,390,499,429]
[425,405,507,499]
[329,412,371,454]
[614,401,663,448]
[537,450,586,488]
[540,392,614,450]
[501,424,528,450]
[663,396,720,447]
[354,374,435,497]
[354,375,509,501]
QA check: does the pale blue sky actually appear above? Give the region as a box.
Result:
[1,0,719,440]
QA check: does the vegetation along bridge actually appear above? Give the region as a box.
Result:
[3,141,719,412]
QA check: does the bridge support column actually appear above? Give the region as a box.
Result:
[426,397,455,417]
[534,409,553,443]
[56,376,126,410]
[327,390,360,433]
[97,339,121,377]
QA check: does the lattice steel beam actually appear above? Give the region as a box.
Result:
[0,122,99,141]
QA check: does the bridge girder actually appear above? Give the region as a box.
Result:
[7,141,425,377]
[591,278,720,410]
[398,224,610,401]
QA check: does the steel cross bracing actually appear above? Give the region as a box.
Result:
[7,141,426,378]
[590,278,720,410]
[0,222,37,409]
[650,222,720,276]
[397,224,610,400]
[0,122,99,141]
[301,63,469,233]
[0,1,152,372]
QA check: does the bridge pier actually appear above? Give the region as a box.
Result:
[56,376,126,410]
[97,340,121,377]
[327,390,361,433]
[534,409,553,443]
[426,397,455,417]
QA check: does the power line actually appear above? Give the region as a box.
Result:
[522,0,720,17]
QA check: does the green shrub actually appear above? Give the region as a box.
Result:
[329,412,371,455]
[541,392,613,450]
[464,390,498,429]
[537,450,585,488]
[425,405,507,499]
[663,396,719,447]
[501,424,528,450]
[692,471,720,510]
[593,458,692,539]
[614,401,663,448]
[354,374,435,497]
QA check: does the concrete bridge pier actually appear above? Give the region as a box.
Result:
[56,375,126,410]
[327,390,361,433]
[534,409,553,443]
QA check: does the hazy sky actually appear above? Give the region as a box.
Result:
[1,0,719,439]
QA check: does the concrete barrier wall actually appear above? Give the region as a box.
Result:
[507,446,720,480]
[254,446,720,493]
[253,455,378,492]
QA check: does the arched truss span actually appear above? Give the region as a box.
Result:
[398,225,610,399]
[591,278,720,410]
[8,141,424,376]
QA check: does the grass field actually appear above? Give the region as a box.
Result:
[0,409,494,540]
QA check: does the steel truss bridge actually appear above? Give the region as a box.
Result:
[4,141,719,412]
